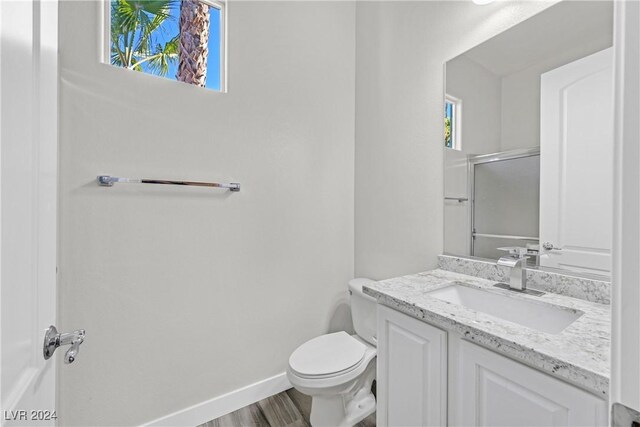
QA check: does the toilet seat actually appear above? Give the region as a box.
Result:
[289,331,366,379]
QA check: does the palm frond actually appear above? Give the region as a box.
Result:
[110,0,179,75]
[144,35,180,76]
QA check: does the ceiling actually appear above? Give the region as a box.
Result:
[461,1,613,77]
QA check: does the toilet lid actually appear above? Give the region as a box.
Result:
[289,331,366,377]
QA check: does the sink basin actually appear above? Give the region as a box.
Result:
[426,283,583,334]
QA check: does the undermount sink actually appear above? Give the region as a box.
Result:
[426,283,583,334]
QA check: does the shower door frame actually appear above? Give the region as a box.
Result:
[468,147,541,257]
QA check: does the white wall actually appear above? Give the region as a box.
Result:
[57,1,355,425]
[354,1,556,280]
[446,55,502,155]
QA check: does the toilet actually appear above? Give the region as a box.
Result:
[287,278,378,427]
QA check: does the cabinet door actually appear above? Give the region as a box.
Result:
[377,305,447,427]
[449,338,607,427]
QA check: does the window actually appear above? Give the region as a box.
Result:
[445,94,462,150]
[107,0,226,91]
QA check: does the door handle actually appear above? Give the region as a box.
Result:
[43,325,85,364]
[542,242,563,251]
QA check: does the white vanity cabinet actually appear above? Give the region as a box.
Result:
[448,338,608,427]
[376,305,608,427]
[376,305,447,427]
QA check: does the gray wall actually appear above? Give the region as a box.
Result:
[354,1,555,280]
[57,2,355,425]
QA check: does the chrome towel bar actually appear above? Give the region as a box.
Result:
[473,232,538,241]
[97,175,240,192]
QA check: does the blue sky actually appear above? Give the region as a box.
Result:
[113,1,221,91]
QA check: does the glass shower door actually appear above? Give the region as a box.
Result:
[472,153,540,261]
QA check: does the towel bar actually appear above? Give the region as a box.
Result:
[97,175,240,192]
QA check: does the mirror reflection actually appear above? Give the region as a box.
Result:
[443,1,613,277]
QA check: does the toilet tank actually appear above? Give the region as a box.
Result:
[348,278,378,346]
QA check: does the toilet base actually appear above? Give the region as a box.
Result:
[310,390,375,427]
[307,360,376,427]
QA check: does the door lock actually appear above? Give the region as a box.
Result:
[43,325,85,364]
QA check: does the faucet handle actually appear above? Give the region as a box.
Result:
[497,246,529,258]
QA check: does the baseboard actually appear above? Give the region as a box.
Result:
[143,372,292,427]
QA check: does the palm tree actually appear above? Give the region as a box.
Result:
[176,0,210,87]
[110,0,179,77]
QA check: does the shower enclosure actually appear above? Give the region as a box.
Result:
[468,148,540,261]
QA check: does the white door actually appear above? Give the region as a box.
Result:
[376,305,447,427]
[539,47,614,276]
[1,1,58,424]
[450,338,607,427]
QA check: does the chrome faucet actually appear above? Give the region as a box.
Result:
[497,247,529,291]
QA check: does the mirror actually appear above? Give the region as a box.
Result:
[443,1,613,278]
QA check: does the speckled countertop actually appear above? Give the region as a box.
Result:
[363,269,610,397]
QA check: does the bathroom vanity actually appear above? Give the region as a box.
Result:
[364,259,610,427]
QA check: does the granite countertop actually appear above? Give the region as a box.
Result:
[363,269,610,397]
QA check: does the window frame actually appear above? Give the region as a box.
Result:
[202,0,227,92]
[445,94,462,150]
[102,0,228,92]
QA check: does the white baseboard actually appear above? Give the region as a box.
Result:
[143,372,292,427]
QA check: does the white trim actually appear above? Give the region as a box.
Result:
[142,372,292,427]
[202,0,227,92]
[220,0,228,92]
[611,0,640,413]
[200,0,224,9]
[101,0,110,64]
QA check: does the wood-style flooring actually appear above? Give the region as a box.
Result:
[198,388,376,427]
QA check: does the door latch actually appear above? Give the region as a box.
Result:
[43,325,85,364]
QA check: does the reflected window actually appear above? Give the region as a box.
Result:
[445,95,462,150]
[107,0,225,91]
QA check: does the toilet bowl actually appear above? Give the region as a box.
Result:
[287,278,378,427]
